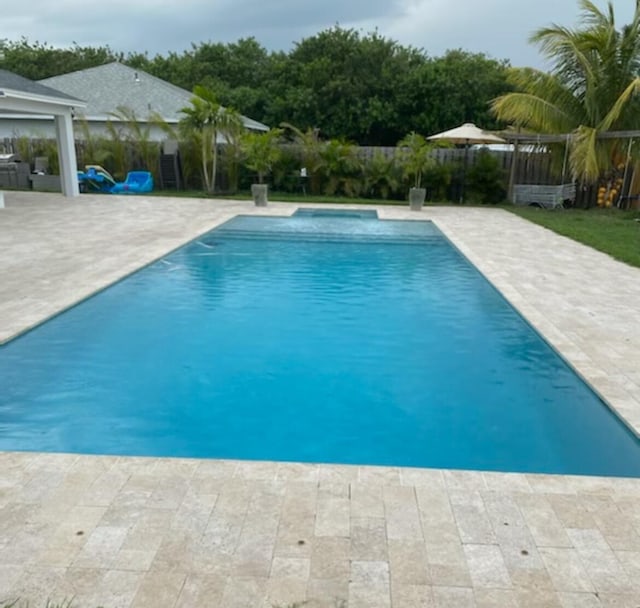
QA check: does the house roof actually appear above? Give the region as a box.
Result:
[38,62,268,131]
[0,69,84,106]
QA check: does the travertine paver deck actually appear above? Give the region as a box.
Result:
[0,191,639,608]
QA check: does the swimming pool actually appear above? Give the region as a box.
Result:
[1,214,638,476]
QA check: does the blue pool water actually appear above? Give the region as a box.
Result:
[1,215,639,476]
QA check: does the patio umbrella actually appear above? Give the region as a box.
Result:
[428,123,506,202]
[428,122,506,146]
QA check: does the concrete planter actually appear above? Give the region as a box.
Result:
[409,187,426,211]
[30,174,61,192]
[251,183,268,207]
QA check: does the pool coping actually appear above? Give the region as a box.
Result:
[0,191,639,607]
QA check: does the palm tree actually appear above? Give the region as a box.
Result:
[103,119,128,180]
[317,139,363,197]
[280,123,325,194]
[180,85,242,194]
[397,132,437,189]
[363,150,401,200]
[109,106,159,177]
[492,0,640,183]
[219,109,246,193]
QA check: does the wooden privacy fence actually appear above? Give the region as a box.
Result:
[357,146,559,186]
[2,135,571,198]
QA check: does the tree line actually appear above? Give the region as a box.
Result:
[6,0,637,196]
[0,29,512,145]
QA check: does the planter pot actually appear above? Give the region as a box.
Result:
[409,187,426,211]
[251,183,268,207]
[30,174,61,192]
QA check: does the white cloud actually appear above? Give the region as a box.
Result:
[0,0,635,66]
[349,0,636,66]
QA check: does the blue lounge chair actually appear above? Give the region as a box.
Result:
[77,165,117,193]
[111,171,154,194]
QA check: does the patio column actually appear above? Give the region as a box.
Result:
[54,112,80,197]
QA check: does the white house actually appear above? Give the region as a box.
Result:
[0,62,268,142]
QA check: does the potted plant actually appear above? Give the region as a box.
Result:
[241,129,283,206]
[397,132,436,211]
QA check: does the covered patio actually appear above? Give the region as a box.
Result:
[0,69,85,197]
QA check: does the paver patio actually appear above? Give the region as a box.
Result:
[0,191,638,607]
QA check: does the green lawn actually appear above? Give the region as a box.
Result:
[508,206,640,268]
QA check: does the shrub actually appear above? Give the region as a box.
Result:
[465,149,506,203]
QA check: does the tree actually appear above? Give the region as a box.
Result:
[491,0,640,183]
[1,32,512,147]
[0,38,118,80]
[402,50,512,136]
[241,129,284,183]
[397,132,438,189]
[179,85,242,193]
[265,27,425,145]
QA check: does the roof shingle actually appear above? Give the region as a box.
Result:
[0,69,83,103]
[39,62,267,130]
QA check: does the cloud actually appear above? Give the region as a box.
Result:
[350,0,636,66]
[0,0,635,67]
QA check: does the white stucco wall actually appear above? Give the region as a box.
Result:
[0,116,176,142]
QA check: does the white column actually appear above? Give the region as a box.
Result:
[54,112,80,197]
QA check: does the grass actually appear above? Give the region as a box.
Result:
[508,206,640,268]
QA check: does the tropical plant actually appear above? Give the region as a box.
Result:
[75,118,112,169]
[103,119,128,179]
[466,149,507,203]
[26,136,59,175]
[240,128,284,183]
[317,138,363,196]
[218,109,246,192]
[280,122,325,194]
[491,0,640,183]
[149,112,202,190]
[109,106,159,176]
[179,85,242,193]
[270,146,303,193]
[422,162,453,201]
[397,132,437,189]
[363,151,401,199]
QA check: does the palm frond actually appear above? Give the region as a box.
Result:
[599,76,640,131]
[578,0,613,29]
[530,25,596,89]
[492,92,572,133]
[571,124,614,181]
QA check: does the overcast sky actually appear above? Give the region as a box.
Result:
[0,0,635,68]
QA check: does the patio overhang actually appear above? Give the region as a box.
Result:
[0,82,86,198]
